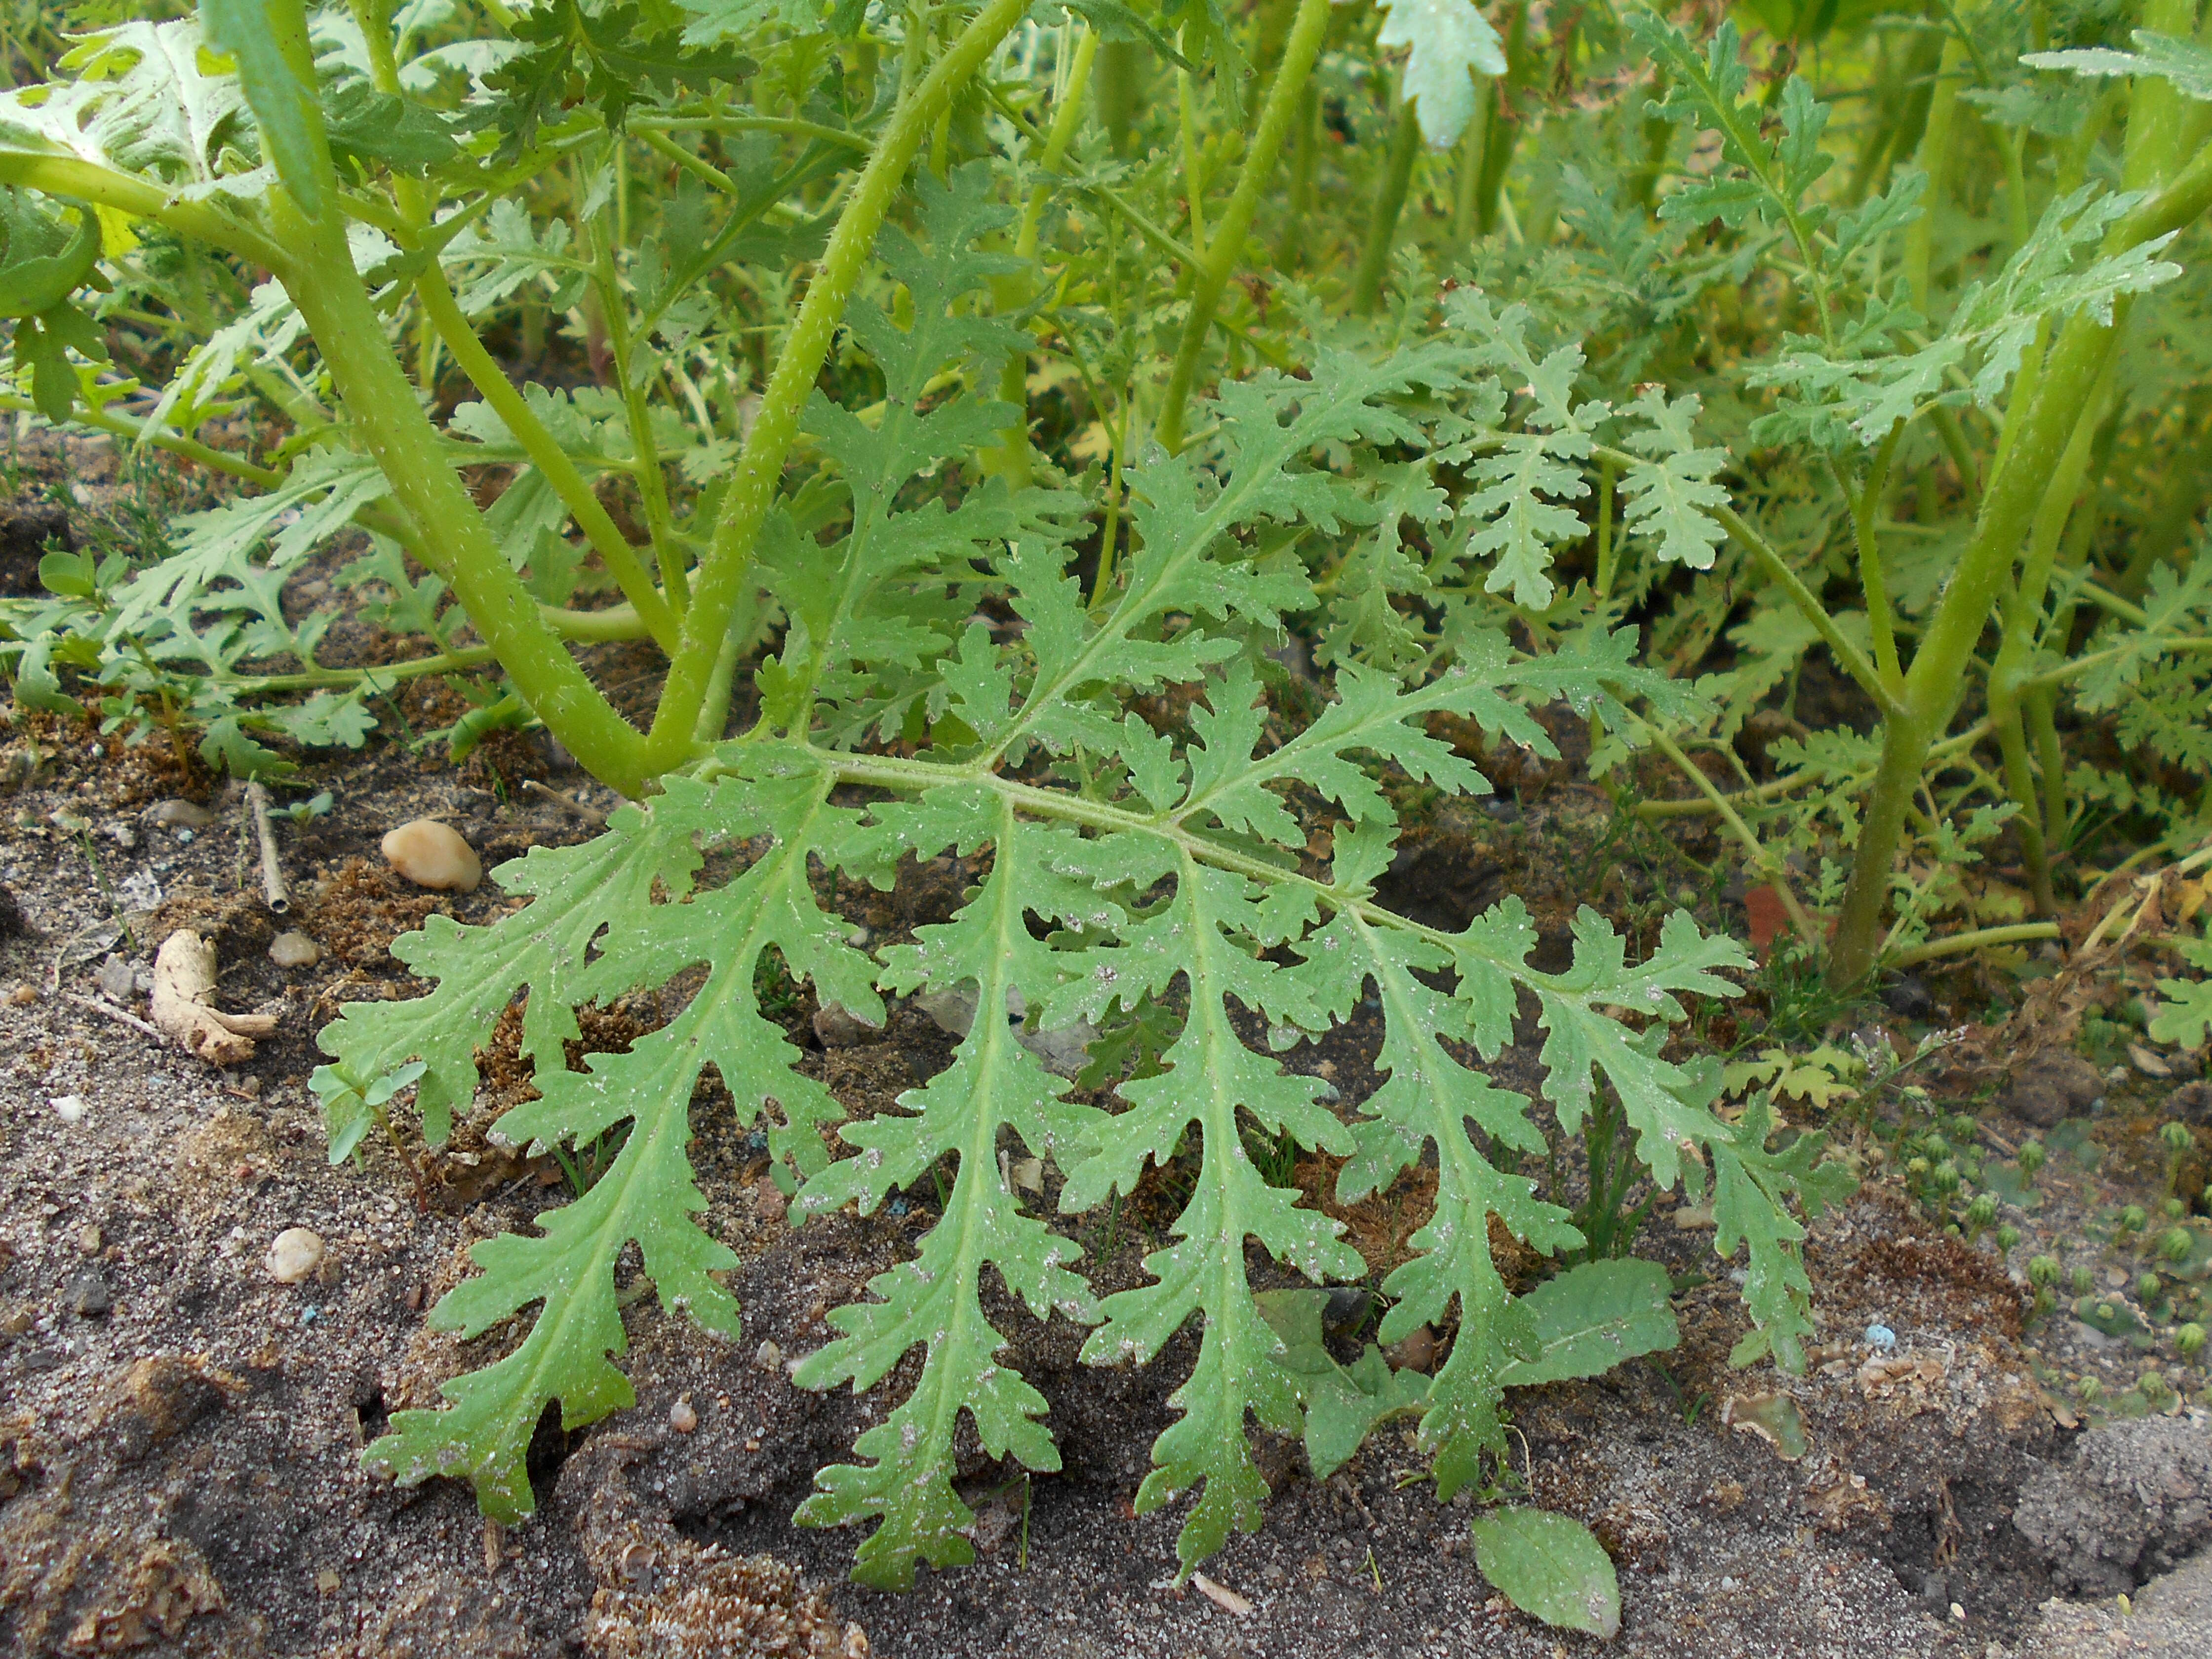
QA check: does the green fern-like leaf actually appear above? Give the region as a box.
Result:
[348,762,876,1519]
[1058,846,1365,1576]
[791,794,1107,1589]
[1311,898,1576,1496]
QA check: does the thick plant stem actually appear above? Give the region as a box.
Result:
[1093,37,1143,156]
[414,271,682,653]
[1990,670,2056,914]
[1156,0,1331,453]
[1825,137,2212,988]
[640,0,1035,774]
[1351,97,1422,315]
[593,233,688,608]
[1275,83,1319,268]
[0,154,287,273]
[1902,31,1967,310]
[990,24,1097,483]
[1471,5,1530,237]
[276,203,653,795]
[1827,314,2123,986]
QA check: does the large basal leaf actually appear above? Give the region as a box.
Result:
[1058,848,1365,1578]
[1494,1260,1680,1387]
[1469,1506,1622,1638]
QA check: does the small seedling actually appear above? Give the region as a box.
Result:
[2018,1140,2047,1181]
[2028,1256,2062,1288]
[2160,1120,2196,1190]
[2178,1323,2207,1363]
[1996,1224,2021,1253]
[2161,1227,2195,1264]
[2072,1265,2097,1297]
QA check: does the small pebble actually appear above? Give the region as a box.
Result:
[267,1227,326,1285]
[76,1224,101,1256]
[753,1177,787,1224]
[812,1002,883,1047]
[96,953,134,1001]
[149,799,213,831]
[1865,1323,1897,1351]
[49,1094,86,1125]
[68,1270,113,1318]
[381,818,482,892]
[105,823,137,851]
[2128,1043,2172,1078]
[1386,1325,1440,1373]
[669,1398,698,1434]
[269,931,321,968]
[753,1340,784,1373]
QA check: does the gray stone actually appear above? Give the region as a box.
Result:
[2014,1548,2212,1659]
[2002,1051,2106,1129]
[810,1002,883,1047]
[2164,1080,2212,1128]
[67,1269,113,1318]
[2013,1415,2212,1595]
[148,798,213,831]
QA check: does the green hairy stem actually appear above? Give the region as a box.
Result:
[1828,168,2212,982]
[414,270,683,653]
[1352,96,1423,315]
[275,198,660,794]
[639,0,1035,774]
[1156,0,1331,452]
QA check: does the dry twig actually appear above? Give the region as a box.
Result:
[246,781,290,914]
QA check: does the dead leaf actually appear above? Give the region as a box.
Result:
[1191,1573,1254,1617]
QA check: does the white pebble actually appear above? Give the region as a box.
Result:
[381,819,482,892]
[49,1094,86,1124]
[269,931,321,968]
[149,798,213,830]
[266,1227,326,1284]
[669,1398,698,1434]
